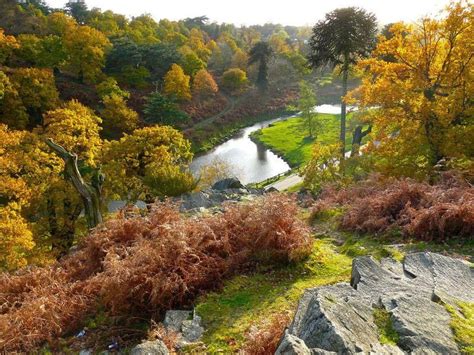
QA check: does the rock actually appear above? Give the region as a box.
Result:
[178,185,263,212]
[163,310,192,332]
[131,340,169,355]
[275,330,313,354]
[212,178,245,190]
[279,252,474,355]
[181,314,205,343]
[163,310,204,346]
[79,350,93,355]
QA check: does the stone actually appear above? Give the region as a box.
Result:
[163,310,192,332]
[212,178,245,190]
[275,330,313,354]
[130,340,169,355]
[181,314,205,343]
[278,252,474,355]
[163,310,204,346]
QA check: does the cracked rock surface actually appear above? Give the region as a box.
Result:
[276,252,473,354]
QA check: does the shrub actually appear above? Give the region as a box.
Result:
[243,313,291,355]
[0,194,311,352]
[312,173,474,241]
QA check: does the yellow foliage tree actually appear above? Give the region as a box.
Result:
[42,100,102,165]
[163,63,192,101]
[0,28,19,64]
[101,93,139,137]
[0,205,35,271]
[63,24,111,83]
[102,126,194,202]
[192,69,218,98]
[348,1,474,177]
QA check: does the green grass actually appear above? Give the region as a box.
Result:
[373,307,400,346]
[445,302,474,354]
[251,113,355,167]
[195,238,353,353]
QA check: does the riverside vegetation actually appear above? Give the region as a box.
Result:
[0,0,473,353]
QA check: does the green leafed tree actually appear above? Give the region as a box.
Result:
[248,41,273,91]
[143,91,188,126]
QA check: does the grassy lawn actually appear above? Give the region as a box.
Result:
[251,113,355,167]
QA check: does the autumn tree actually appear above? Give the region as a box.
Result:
[180,50,206,77]
[63,24,111,83]
[163,63,192,101]
[0,28,19,64]
[1,67,59,129]
[192,69,218,98]
[102,126,195,202]
[42,100,102,165]
[308,8,377,160]
[222,68,248,93]
[248,41,273,90]
[348,1,474,177]
[100,94,139,138]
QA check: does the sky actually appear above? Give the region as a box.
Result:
[46,0,452,26]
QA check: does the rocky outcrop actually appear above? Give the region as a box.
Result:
[276,252,473,354]
[177,179,264,212]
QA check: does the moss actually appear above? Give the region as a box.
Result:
[338,235,405,262]
[373,307,400,346]
[194,238,352,353]
[445,302,474,354]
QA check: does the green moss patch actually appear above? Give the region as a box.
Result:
[446,302,474,354]
[373,307,400,346]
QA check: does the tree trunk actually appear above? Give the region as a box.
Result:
[340,63,349,162]
[46,139,103,229]
[351,125,372,157]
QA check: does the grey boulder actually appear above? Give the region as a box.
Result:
[131,340,169,355]
[276,252,473,355]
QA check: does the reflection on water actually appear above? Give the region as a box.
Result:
[190,105,346,184]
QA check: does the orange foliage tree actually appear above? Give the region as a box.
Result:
[348,1,473,177]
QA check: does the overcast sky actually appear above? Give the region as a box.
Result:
[46,0,451,26]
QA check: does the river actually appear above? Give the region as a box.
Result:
[190,104,345,184]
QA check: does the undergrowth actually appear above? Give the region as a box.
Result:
[0,194,311,353]
[311,173,474,242]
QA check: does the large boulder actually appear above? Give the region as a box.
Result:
[212,178,245,190]
[276,252,473,354]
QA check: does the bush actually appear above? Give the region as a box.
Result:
[0,194,311,352]
[312,172,474,241]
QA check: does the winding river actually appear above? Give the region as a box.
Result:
[190,104,344,184]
